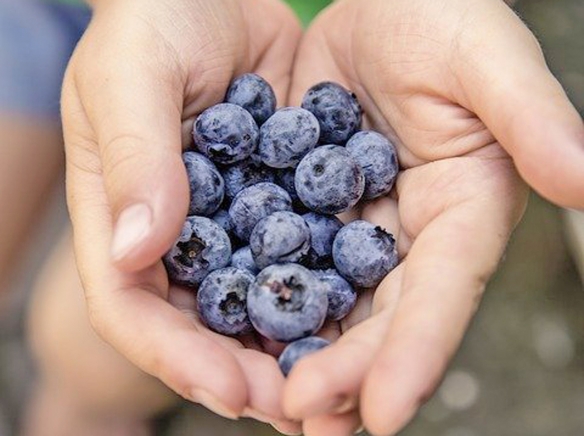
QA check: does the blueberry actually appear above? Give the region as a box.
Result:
[230,246,259,275]
[182,152,224,216]
[346,131,399,200]
[295,145,365,214]
[278,336,330,376]
[221,158,275,202]
[333,220,398,288]
[247,264,328,342]
[210,209,232,235]
[163,216,232,287]
[225,73,276,125]
[197,267,254,336]
[302,213,343,269]
[301,82,361,144]
[250,211,311,269]
[193,103,259,164]
[314,269,357,321]
[274,168,307,213]
[258,107,320,169]
[228,182,292,241]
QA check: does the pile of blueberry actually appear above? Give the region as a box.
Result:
[163,74,400,375]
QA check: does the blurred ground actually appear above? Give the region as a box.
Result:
[0,0,583,435]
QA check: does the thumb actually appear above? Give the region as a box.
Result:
[73,45,191,272]
[456,1,584,209]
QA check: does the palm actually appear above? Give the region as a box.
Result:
[283,0,531,434]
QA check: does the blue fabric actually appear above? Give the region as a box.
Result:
[0,0,91,117]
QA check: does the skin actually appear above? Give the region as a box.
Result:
[62,0,302,430]
[283,0,584,435]
[58,0,583,435]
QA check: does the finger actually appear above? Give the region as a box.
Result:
[240,0,302,106]
[360,158,526,435]
[62,88,248,419]
[303,410,362,436]
[71,29,191,272]
[452,0,584,208]
[287,3,354,107]
[283,265,404,420]
[167,286,299,429]
[235,349,301,434]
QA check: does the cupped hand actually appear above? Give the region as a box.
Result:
[61,0,302,430]
[283,0,583,434]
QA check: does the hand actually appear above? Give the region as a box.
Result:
[61,0,302,430]
[283,0,582,434]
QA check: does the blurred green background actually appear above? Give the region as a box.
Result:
[0,0,582,435]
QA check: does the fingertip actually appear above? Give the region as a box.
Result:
[360,342,442,436]
[233,349,288,422]
[283,350,355,420]
[511,110,584,209]
[360,366,420,436]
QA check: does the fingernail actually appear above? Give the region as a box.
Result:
[189,388,239,420]
[242,407,276,424]
[355,425,364,434]
[270,422,302,435]
[111,203,152,261]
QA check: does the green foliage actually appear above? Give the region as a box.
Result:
[285,0,332,27]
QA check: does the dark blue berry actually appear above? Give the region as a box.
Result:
[333,220,398,288]
[249,211,311,269]
[210,209,232,235]
[247,264,328,342]
[228,182,292,241]
[163,216,232,287]
[346,131,399,200]
[230,246,259,275]
[258,107,320,169]
[197,267,254,336]
[275,168,308,213]
[225,73,276,125]
[278,336,330,376]
[295,145,365,214]
[183,152,224,216]
[302,213,343,269]
[221,159,275,202]
[314,269,357,321]
[301,82,361,144]
[193,103,259,164]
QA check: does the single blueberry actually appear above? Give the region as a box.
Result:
[278,336,330,376]
[221,158,275,202]
[295,145,365,214]
[314,269,357,321]
[247,264,328,342]
[249,211,311,269]
[333,220,398,288]
[230,246,259,275]
[225,73,276,125]
[210,209,232,235]
[346,131,399,200]
[258,107,320,169]
[163,216,232,287]
[302,213,343,269]
[182,152,225,216]
[228,182,292,241]
[301,82,362,144]
[197,267,255,336]
[193,103,259,164]
[274,168,308,213]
